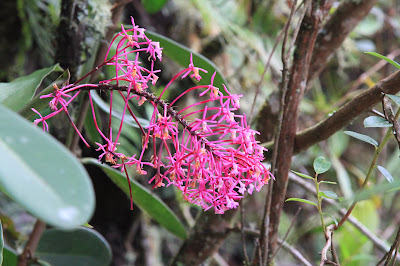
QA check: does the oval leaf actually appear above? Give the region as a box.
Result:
[0,105,95,228]
[364,116,392,128]
[386,94,400,106]
[81,158,187,239]
[291,170,314,180]
[344,131,378,147]
[36,228,112,266]
[319,191,343,202]
[377,165,394,183]
[285,198,318,207]
[0,64,62,112]
[313,156,331,174]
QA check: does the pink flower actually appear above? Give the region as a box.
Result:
[32,17,273,214]
[182,54,208,82]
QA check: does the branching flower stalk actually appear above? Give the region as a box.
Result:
[32,17,273,214]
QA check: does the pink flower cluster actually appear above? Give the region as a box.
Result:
[33,17,273,214]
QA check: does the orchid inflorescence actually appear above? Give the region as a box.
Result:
[32,17,273,214]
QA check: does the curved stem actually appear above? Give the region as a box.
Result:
[17,221,46,266]
[335,111,397,229]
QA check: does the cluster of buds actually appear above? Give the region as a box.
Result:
[32,17,273,214]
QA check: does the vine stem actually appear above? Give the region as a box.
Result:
[17,220,46,266]
[335,107,400,230]
[314,173,326,234]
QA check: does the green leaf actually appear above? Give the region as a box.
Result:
[365,52,400,70]
[385,94,400,106]
[145,31,228,90]
[319,181,337,185]
[324,212,338,227]
[141,0,168,14]
[291,170,314,180]
[18,83,54,119]
[285,198,317,207]
[3,246,17,266]
[36,228,112,266]
[313,156,331,174]
[377,165,394,183]
[0,220,3,266]
[81,158,187,239]
[0,105,95,229]
[0,64,62,112]
[344,131,378,147]
[319,191,343,202]
[363,116,392,128]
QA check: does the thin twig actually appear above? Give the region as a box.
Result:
[240,201,251,265]
[279,239,313,266]
[270,208,302,261]
[17,220,46,266]
[230,227,313,266]
[320,224,337,266]
[248,21,285,124]
[257,1,301,264]
[377,225,400,265]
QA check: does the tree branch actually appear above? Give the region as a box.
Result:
[170,210,237,265]
[265,2,331,263]
[293,70,400,154]
[307,0,378,89]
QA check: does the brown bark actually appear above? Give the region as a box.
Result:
[292,70,400,154]
[265,2,330,263]
[169,210,237,265]
[307,0,378,89]
[56,0,88,82]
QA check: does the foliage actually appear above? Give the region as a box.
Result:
[1,0,400,265]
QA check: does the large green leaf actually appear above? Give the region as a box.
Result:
[0,105,95,229]
[82,158,187,239]
[18,83,54,120]
[36,228,112,266]
[146,31,228,90]
[2,246,17,266]
[141,0,168,14]
[0,64,62,112]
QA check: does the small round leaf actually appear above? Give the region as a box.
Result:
[313,156,331,174]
